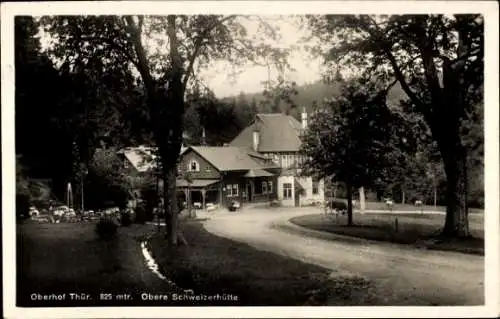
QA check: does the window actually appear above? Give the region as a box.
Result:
[288,155,295,167]
[205,166,211,172]
[282,155,288,168]
[124,160,129,169]
[268,181,273,194]
[188,160,200,172]
[283,183,292,199]
[272,154,279,164]
[227,184,239,197]
[262,181,268,194]
[312,178,320,195]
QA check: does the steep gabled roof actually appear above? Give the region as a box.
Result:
[119,145,188,172]
[229,113,303,152]
[188,146,279,172]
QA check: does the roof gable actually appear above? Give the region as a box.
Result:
[119,145,188,172]
[229,113,304,152]
[187,146,279,172]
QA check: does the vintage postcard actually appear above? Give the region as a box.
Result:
[2,1,499,318]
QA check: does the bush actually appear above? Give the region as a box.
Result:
[134,204,147,224]
[328,200,347,211]
[95,217,118,240]
[270,200,281,207]
[16,194,31,221]
[120,211,133,227]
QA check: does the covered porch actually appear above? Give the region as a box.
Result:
[242,169,277,203]
[176,179,221,210]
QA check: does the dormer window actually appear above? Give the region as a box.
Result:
[272,154,279,164]
[188,160,200,172]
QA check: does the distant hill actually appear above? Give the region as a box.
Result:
[223,80,408,120]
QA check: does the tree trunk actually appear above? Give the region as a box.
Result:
[163,165,179,245]
[346,183,353,226]
[433,186,437,209]
[439,138,469,237]
[125,15,185,245]
[401,190,405,204]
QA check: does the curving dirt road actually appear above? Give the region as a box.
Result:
[202,207,484,306]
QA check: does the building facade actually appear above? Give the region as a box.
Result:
[229,110,325,207]
[176,146,280,208]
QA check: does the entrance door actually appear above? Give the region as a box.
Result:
[294,190,300,207]
[247,183,253,202]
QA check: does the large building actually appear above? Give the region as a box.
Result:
[119,111,324,209]
[229,110,325,207]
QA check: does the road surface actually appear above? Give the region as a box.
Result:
[202,207,484,306]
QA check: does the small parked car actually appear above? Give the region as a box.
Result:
[52,205,69,217]
[229,200,241,212]
[193,202,202,209]
[29,206,40,217]
[65,208,76,217]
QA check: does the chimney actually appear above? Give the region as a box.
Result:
[201,127,207,145]
[252,128,260,152]
[301,107,308,129]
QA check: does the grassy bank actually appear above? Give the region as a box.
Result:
[349,200,483,214]
[17,222,174,307]
[289,213,484,255]
[149,221,380,306]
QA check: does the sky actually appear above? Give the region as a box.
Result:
[39,15,325,98]
[198,17,324,97]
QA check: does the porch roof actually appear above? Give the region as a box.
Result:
[244,169,274,178]
[294,177,306,191]
[176,179,219,188]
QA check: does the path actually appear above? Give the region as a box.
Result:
[202,207,484,306]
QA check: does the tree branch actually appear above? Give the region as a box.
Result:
[124,16,154,95]
[78,35,141,72]
[355,15,430,116]
[182,15,238,89]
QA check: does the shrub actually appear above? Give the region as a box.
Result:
[329,200,347,211]
[270,200,281,207]
[135,204,147,224]
[95,217,118,240]
[120,211,133,227]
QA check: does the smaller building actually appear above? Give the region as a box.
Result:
[176,146,281,209]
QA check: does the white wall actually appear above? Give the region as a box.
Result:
[277,175,295,207]
[277,175,325,207]
[297,177,325,206]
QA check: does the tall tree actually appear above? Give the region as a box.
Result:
[300,79,399,225]
[260,75,299,114]
[42,15,290,245]
[308,14,483,237]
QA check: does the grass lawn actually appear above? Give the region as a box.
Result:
[17,221,174,307]
[289,213,484,255]
[357,200,483,214]
[148,221,381,306]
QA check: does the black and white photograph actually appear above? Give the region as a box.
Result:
[2,1,499,318]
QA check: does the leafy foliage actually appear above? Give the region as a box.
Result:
[301,78,402,224]
[85,148,134,209]
[184,88,258,145]
[307,14,484,236]
[40,15,293,245]
[301,78,398,188]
